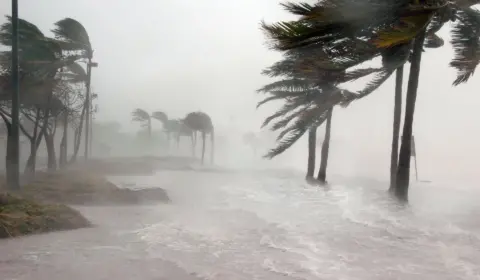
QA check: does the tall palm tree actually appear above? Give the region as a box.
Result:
[183,112,215,164]
[52,18,94,159]
[306,127,316,179]
[131,108,152,138]
[0,16,84,181]
[261,0,480,200]
[151,111,168,124]
[389,66,404,191]
[257,76,339,184]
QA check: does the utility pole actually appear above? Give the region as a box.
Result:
[8,0,20,189]
[84,60,97,160]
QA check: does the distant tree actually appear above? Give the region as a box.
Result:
[183,112,215,164]
[131,108,152,138]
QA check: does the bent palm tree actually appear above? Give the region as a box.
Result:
[131,108,152,138]
[183,112,215,164]
[52,18,94,159]
[257,75,340,184]
[262,0,480,200]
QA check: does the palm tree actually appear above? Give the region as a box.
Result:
[183,112,215,164]
[261,0,480,200]
[389,67,404,191]
[151,111,168,124]
[257,75,340,184]
[131,108,152,138]
[59,62,88,164]
[306,127,316,179]
[52,18,95,160]
[0,16,84,181]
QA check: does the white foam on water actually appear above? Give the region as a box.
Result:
[117,169,480,279]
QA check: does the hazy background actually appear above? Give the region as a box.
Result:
[1,0,479,184]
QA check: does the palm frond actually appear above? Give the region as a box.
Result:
[52,18,92,56]
[270,104,310,131]
[450,7,480,85]
[257,78,315,93]
[151,111,168,123]
[261,100,304,128]
[354,69,395,99]
[131,108,150,122]
[265,105,330,158]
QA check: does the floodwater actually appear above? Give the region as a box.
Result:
[1,167,480,280]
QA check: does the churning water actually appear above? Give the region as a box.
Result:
[1,167,480,280]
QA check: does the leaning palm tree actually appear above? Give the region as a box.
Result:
[0,16,84,181]
[183,111,215,164]
[261,0,480,200]
[131,108,152,138]
[258,76,341,184]
[151,111,168,124]
[52,18,95,159]
[257,45,387,183]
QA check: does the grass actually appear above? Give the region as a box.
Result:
[0,192,91,239]
[8,169,170,205]
[0,160,171,238]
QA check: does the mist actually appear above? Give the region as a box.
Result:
[1,0,478,184]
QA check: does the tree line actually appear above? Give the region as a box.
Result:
[258,0,480,201]
[131,109,215,164]
[0,16,96,187]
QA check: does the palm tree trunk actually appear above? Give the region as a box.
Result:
[389,66,404,192]
[44,133,57,171]
[395,30,427,201]
[201,131,206,164]
[317,108,333,184]
[210,128,215,164]
[306,127,317,179]
[59,111,68,168]
[70,104,86,163]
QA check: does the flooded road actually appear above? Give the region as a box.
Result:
[1,168,480,279]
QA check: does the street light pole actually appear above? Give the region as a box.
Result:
[8,0,20,189]
[84,60,97,160]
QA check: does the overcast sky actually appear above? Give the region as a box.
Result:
[1,0,479,183]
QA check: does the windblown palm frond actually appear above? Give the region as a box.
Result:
[52,18,92,57]
[265,103,331,159]
[60,62,87,83]
[151,111,168,123]
[261,0,445,52]
[449,7,480,85]
[131,108,150,122]
[257,78,316,93]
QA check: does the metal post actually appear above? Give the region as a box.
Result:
[84,61,92,160]
[83,61,97,160]
[9,0,20,189]
[89,104,93,156]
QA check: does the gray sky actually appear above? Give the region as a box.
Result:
[1,1,479,183]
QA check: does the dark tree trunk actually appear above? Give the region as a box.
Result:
[4,121,18,188]
[44,133,57,171]
[201,131,206,164]
[389,66,404,192]
[59,111,68,168]
[70,104,86,163]
[148,119,152,138]
[59,132,66,168]
[395,30,426,201]
[210,128,215,164]
[190,133,195,157]
[306,127,317,179]
[24,141,36,179]
[24,126,46,180]
[317,108,333,184]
